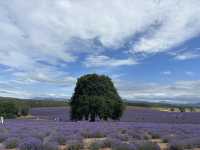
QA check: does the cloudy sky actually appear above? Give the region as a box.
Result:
[0,0,200,103]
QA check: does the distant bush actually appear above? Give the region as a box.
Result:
[81,130,105,138]
[138,142,160,150]
[43,141,59,150]
[0,134,7,143]
[67,140,84,150]
[90,142,102,150]
[111,140,137,150]
[163,138,169,143]
[178,107,186,113]
[170,108,175,112]
[189,107,195,112]
[20,106,30,116]
[0,101,30,118]
[4,137,19,149]
[169,144,184,150]
[19,137,43,150]
[92,138,138,150]
[151,133,160,139]
[0,102,18,118]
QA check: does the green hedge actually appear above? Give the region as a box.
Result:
[0,101,30,119]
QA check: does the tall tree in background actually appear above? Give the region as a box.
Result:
[70,74,124,121]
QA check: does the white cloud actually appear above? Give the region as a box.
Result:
[185,71,195,76]
[0,0,199,72]
[168,48,200,60]
[132,0,200,53]
[115,80,200,103]
[162,71,172,75]
[173,51,200,60]
[12,68,77,86]
[84,55,137,67]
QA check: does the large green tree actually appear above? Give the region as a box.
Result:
[70,74,124,121]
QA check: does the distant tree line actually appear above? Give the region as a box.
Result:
[0,97,69,119]
[0,101,29,118]
[0,97,68,108]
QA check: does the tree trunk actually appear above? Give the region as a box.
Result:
[90,113,96,122]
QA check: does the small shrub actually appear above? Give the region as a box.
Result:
[138,142,160,150]
[90,142,101,150]
[143,135,150,140]
[178,107,186,113]
[32,132,47,140]
[19,137,43,150]
[21,106,30,116]
[46,132,66,145]
[90,139,112,150]
[151,133,160,139]
[0,134,7,142]
[101,139,112,148]
[170,108,175,112]
[57,136,66,145]
[120,129,127,134]
[67,140,83,150]
[43,142,59,150]
[81,130,105,138]
[4,137,19,149]
[163,138,169,143]
[108,138,137,150]
[169,144,184,150]
[112,143,137,150]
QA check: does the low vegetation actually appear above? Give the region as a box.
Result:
[0,97,68,118]
[1,120,200,150]
[0,101,28,118]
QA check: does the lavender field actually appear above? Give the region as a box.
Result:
[1,107,200,150]
[31,107,200,124]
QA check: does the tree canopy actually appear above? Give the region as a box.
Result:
[70,74,124,121]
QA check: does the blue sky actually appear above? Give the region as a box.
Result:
[0,0,200,103]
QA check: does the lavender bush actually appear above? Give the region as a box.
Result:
[19,137,43,150]
[67,140,84,150]
[4,137,19,149]
[138,142,160,150]
[43,141,59,150]
[1,107,200,150]
[30,107,200,124]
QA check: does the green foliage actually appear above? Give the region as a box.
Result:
[4,138,19,149]
[20,106,30,116]
[178,107,186,112]
[138,142,160,150]
[0,102,18,118]
[189,107,195,112]
[70,74,124,121]
[0,101,31,118]
[0,97,68,108]
[68,140,83,150]
[90,142,102,150]
[170,108,175,112]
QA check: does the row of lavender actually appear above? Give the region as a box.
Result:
[1,120,200,150]
[31,107,200,124]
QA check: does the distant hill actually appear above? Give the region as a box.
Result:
[0,96,69,108]
[124,100,200,108]
[1,96,199,108]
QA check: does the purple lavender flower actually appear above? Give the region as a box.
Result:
[19,137,43,150]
